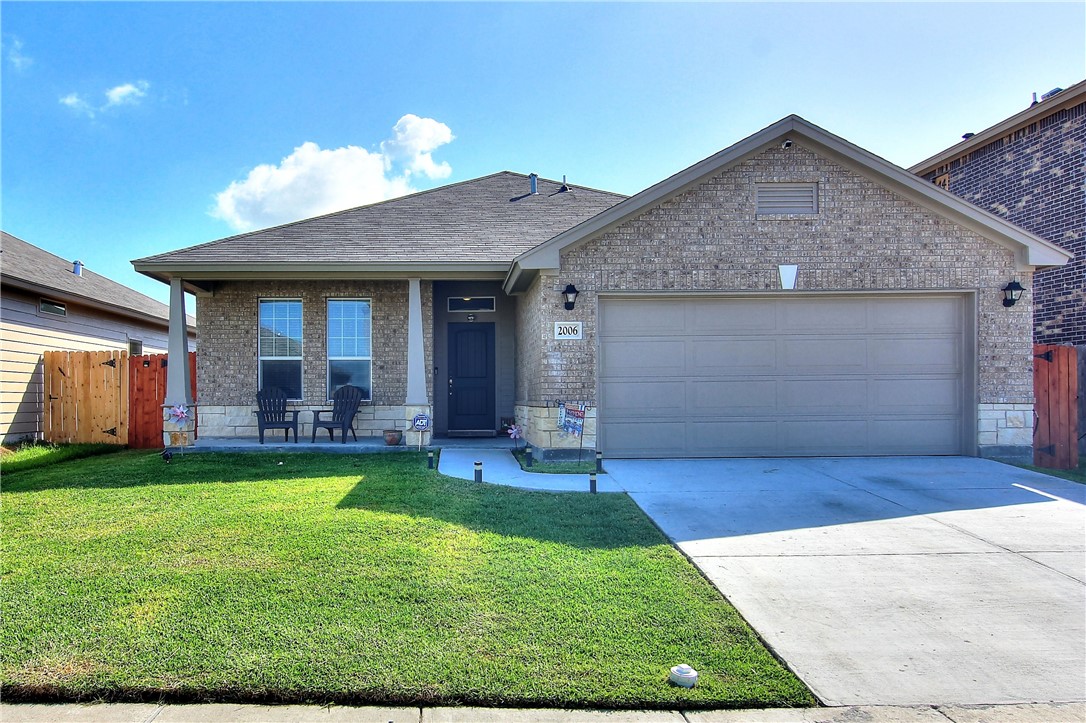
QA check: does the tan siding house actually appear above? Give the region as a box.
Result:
[1,232,196,444]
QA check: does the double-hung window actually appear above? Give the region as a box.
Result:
[327,299,372,400]
[259,299,303,399]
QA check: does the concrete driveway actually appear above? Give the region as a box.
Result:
[604,457,1086,707]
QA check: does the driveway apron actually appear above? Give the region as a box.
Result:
[605,457,1086,707]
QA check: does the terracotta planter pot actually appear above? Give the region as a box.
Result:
[383,429,403,446]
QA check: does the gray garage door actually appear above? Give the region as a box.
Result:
[598,295,972,458]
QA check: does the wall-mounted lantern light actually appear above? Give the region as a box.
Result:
[562,284,579,311]
[1002,280,1025,307]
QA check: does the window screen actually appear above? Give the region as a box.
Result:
[327,299,372,400]
[259,299,302,398]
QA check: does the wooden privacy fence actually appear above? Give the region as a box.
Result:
[129,352,198,449]
[1034,344,1079,470]
[44,350,129,445]
[44,350,196,448]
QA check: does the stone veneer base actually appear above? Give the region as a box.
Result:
[514,403,597,458]
[198,404,431,444]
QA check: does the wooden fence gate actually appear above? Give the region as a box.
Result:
[1034,344,1079,470]
[43,350,197,448]
[44,350,129,444]
[129,352,197,449]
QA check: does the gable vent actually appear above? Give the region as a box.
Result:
[756,183,818,214]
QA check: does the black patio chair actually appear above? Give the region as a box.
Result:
[312,384,364,443]
[254,387,299,443]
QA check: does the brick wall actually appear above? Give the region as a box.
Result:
[196,279,433,407]
[514,274,547,405]
[925,103,1084,345]
[515,143,1033,453]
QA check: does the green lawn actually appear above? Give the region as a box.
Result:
[1,451,813,709]
[1003,459,1086,485]
[512,448,599,474]
[0,442,123,475]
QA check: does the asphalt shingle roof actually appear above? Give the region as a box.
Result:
[1,231,189,325]
[135,172,627,267]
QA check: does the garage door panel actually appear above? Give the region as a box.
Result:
[600,301,686,335]
[780,419,870,455]
[871,297,962,332]
[782,338,869,372]
[602,421,687,457]
[871,336,961,374]
[874,378,961,414]
[690,380,776,414]
[599,296,968,458]
[870,418,961,454]
[690,300,776,332]
[779,379,868,411]
[601,340,686,376]
[601,380,686,415]
[690,338,777,374]
[781,300,868,332]
[687,420,779,456]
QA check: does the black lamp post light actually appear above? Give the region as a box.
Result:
[562,284,579,311]
[1002,280,1025,307]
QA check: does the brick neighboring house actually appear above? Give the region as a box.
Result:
[911,80,1085,346]
[1,232,196,444]
[134,116,1070,459]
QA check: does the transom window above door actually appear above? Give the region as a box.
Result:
[448,296,495,312]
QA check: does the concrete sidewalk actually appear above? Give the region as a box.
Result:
[4,701,1084,722]
[438,448,621,492]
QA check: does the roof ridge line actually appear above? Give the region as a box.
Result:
[134,172,539,263]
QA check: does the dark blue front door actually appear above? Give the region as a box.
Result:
[448,323,495,432]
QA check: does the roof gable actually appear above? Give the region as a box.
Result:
[504,116,1071,293]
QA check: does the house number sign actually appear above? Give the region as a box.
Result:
[554,321,583,340]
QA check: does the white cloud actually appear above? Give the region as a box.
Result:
[380,114,454,179]
[212,115,455,232]
[59,80,151,118]
[5,36,32,71]
[59,92,94,117]
[104,81,149,107]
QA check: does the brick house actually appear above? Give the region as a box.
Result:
[910,80,1084,346]
[134,116,1070,459]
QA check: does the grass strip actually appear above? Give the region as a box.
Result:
[511,448,598,475]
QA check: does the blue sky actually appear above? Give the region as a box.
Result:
[3,2,1083,308]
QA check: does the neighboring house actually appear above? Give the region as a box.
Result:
[134,116,1070,460]
[910,80,1085,346]
[1,232,197,445]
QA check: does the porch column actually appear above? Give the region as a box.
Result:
[163,277,195,447]
[164,277,192,405]
[404,278,431,446]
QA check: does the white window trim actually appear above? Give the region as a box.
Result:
[258,298,303,400]
[327,298,373,402]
